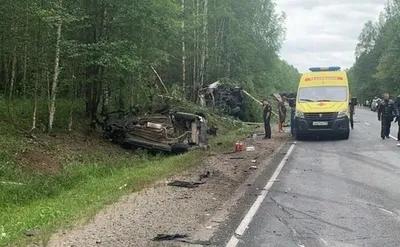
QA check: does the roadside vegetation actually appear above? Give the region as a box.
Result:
[0,0,299,246]
[348,1,400,100]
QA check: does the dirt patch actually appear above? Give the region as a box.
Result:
[16,149,62,174]
[46,130,289,247]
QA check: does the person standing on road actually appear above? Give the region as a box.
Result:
[349,96,355,129]
[396,95,400,146]
[377,93,398,139]
[278,97,287,133]
[349,101,355,129]
[290,100,296,136]
[263,99,272,139]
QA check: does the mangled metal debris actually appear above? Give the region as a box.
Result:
[198,81,246,119]
[102,109,208,154]
[167,180,205,188]
[152,234,188,241]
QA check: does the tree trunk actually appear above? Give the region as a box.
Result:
[200,0,208,90]
[192,0,199,100]
[22,0,29,98]
[31,78,38,133]
[68,73,76,132]
[48,10,63,133]
[4,55,10,94]
[22,45,28,98]
[102,81,109,115]
[181,0,186,94]
[9,45,17,100]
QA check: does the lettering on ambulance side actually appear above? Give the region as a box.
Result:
[305,76,343,81]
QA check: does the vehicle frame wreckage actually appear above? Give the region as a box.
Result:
[102,109,208,154]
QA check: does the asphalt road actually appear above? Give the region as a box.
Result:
[224,108,400,247]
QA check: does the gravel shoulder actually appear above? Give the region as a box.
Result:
[46,131,289,247]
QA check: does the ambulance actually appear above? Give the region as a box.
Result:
[294,66,350,140]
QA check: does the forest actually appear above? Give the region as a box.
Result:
[348,0,400,101]
[0,0,300,133]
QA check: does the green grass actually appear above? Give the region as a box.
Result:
[0,99,253,246]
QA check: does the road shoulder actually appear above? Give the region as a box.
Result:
[45,133,289,247]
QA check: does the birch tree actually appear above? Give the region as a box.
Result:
[48,0,63,133]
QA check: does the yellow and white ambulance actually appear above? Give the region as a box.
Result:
[294,66,350,139]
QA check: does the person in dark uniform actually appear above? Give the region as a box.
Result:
[263,99,272,139]
[396,95,400,146]
[377,93,398,139]
[349,96,355,129]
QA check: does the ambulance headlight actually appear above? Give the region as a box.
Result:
[295,111,304,118]
[337,110,347,118]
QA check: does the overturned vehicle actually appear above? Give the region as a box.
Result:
[198,81,246,120]
[102,110,208,154]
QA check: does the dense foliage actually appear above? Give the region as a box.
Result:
[348,0,400,102]
[0,0,300,130]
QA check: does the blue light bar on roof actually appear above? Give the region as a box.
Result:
[309,66,341,72]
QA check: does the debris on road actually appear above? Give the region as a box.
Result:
[167,180,205,188]
[152,234,188,241]
[152,234,212,245]
[199,171,211,181]
[230,157,244,160]
[246,146,255,151]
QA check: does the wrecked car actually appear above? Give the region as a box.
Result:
[102,111,207,154]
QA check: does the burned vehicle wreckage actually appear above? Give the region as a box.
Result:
[102,107,208,154]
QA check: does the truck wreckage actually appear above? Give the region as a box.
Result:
[199,81,297,120]
[102,110,208,154]
[198,81,246,119]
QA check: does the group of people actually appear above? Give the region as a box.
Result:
[377,93,400,146]
[261,93,400,146]
[262,96,288,140]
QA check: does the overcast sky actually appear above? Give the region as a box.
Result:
[275,0,386,73]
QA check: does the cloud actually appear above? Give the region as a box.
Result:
[276,0,385,72]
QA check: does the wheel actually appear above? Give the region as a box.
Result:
[171,143,191,154]
[341,131,349,140]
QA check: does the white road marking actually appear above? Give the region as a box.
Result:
[320,237,328,245]
[225,144,296,247]
[379,207,394,215]
[364,122,370,126]
[226,236,239,247]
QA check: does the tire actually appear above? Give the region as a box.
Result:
[171,143,191,154]
[341,131,350,140]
